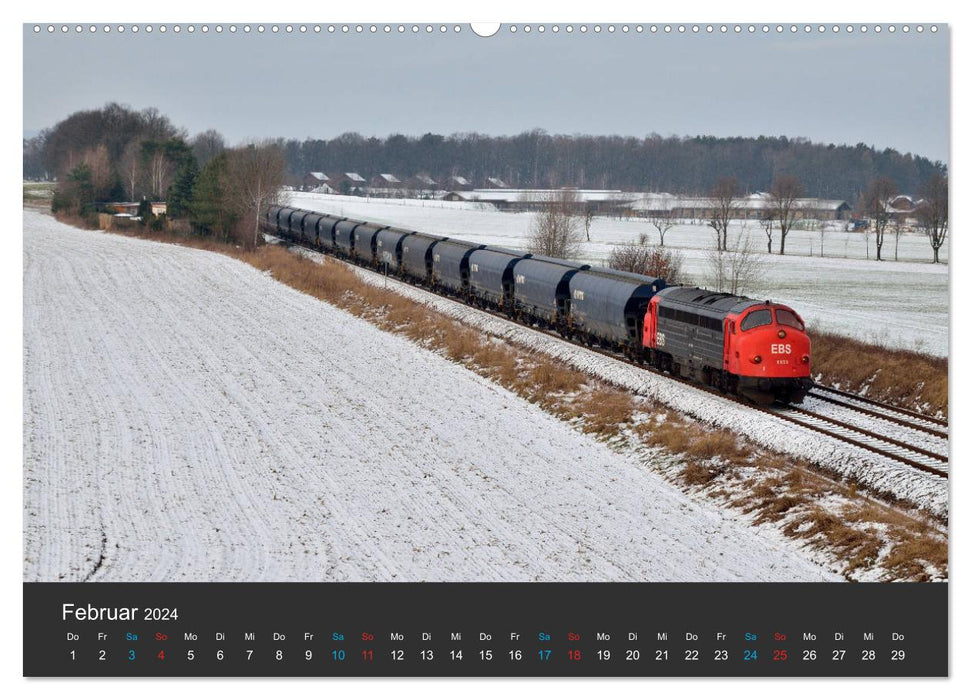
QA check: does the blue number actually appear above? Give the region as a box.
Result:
[744,650,758,662]
[128,649,136,661]
[332,649,345,661]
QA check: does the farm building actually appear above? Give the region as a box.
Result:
[629,192,851,221]
[442,188,639,213]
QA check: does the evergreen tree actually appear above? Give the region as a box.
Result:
[137,198,154,227]
[189,153,234,238]
[52,163,94,214]
[167,155,199,218]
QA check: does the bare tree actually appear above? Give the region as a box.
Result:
[706,229,764,296]
[648,194,679,246]
[191,129,226,168]
[80,145,113,197]
[707,176,739,252]
[141,141,176,199]
[917,174,948,264]
[608,233,688,285]
[225,142,288,249]
[767,174,803,255]
[891,214,905,261]
[759,216,774,254]
[863,176,898,261]
[526,190,585,259]
[582,206,593,242]
[120,140,143,201]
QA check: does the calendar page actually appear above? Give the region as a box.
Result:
[21,9,950,680]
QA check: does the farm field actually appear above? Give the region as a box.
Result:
[23,210,838,583]
[290,193,949,356]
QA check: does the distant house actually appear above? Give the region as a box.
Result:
[302,172,332,191]
[371,173,401,187]
[102,201,167,217]
[104,202,140,216]
[407,174,438,189]
[444,175,472,191]
[329,172,368,195]
[483,177,509,189]
[368,173,404,198]
[886,195,923,218]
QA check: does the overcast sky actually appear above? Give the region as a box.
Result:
[23,24,949,163]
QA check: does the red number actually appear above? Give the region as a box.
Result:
[773,649,788,662]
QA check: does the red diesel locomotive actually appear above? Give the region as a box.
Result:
[642,286,813,404]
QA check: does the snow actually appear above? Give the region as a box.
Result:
[289,192,949,356]
[23,210,837,583]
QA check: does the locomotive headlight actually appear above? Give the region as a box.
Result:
[751,355,762,364]
[777,330,787,339]
[802,355,810,364]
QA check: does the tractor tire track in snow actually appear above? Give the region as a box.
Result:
[23,210,836,582]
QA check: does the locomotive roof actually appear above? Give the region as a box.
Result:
[658,286,764,315]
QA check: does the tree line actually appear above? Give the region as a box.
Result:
[25,103,946,259]
[275,130,945,201]
[34,103,284,248]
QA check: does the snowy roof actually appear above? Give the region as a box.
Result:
[449,176,470,185]
[885,195,923,214]
[308,172,328,181]
[447,189,638,204]
[793,198,849,211]
[345,172,366,182]
[378,173,401,183]
[414,174,437,185]
[486,177,509,188]
[630,193,848,212]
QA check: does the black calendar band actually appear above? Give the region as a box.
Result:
[23,582,947,677]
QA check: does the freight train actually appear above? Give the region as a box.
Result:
[263,206,813,404]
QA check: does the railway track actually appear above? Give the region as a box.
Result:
[267,231,949,481]
[808,384,947,436]
[767,406,948,478]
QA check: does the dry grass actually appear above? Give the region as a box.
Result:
[76,218,948,581]
[783,507,884,573]
[633,406,947,580]
[811,328,948,415]
[570,389,635,436]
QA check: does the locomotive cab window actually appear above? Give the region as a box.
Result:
[775,308,805,331]
[740,309,772,331]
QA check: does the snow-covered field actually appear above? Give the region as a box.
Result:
[23,210,837,582]
[289,192,950,356]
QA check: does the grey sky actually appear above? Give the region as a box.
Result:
[23,24,949,163]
